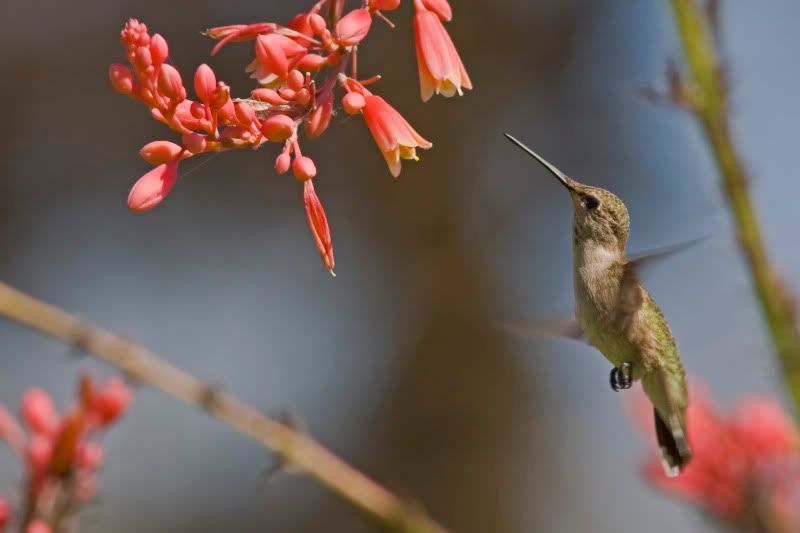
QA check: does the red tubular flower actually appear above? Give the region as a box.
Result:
[253,33,307,82]
[303,181,334,273]
[420,0,452,21]
[361,95,432,177]
[127,158,180,212]
[413,8,471,101]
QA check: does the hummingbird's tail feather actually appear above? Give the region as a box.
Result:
[653,408,691,477]
[642,368,691,476]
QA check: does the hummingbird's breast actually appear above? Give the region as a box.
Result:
[572,241,644,371]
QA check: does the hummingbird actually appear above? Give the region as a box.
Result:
[504,133,692,475]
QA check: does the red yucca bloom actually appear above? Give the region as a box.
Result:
[0,375,132,532]
[630,381,800,531]
[109,0,470,273]
[413,0,471,102]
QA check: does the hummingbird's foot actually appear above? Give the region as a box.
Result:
[610,362,633,392]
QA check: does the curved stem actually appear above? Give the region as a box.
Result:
[669,0,800,414]
[0,281,448,533]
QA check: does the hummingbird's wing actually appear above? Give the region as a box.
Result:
[612,235,710,334]
[499,236,709,343]
[496,317,586,343]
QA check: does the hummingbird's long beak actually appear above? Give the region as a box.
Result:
[504,133,575,192]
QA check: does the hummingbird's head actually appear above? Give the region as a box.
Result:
[504,134,630,250]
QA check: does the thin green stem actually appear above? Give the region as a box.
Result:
[669,0,800,413]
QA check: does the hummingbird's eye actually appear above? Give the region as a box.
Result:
[584,195,600,210]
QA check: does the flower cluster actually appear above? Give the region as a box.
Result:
[0,375,132,532]
[109,0,470,274]
[631,383,800,531]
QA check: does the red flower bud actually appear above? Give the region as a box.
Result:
[370,0,401,10]
[109,64,135,96]
[91,378,132,426]
[139,140,183,165]
[194,64,216,104]
[304,95,333,139]
[190,101,207,119]
[128,160,179,212]
[309,13,327,35]
[21,388,58,436]
[287,69,304,92]
[234,101,257,127]
[216,99,236,125]
[295,53,328,72]
[251,88,286,104]
[149,33,169,65]
[303,181,334,272]
[278,87,296,101]
[134,46,152,72]
[335,9,372,46]
[182,133,207,154]
[342,91,366,114]
[275,153,291,174]
[25,435,53,473]
[76,441,104,470]
[210,82,230,112]
[294,88,311,107]
[261,114,294,142]
[157,64,183,100]
[292,156,317,181]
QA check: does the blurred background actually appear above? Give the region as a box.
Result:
[1,0,799,531]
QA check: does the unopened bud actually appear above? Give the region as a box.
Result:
[194,63,216,104]
[309,13,327,35]
[251,88,286,104]
[342,91,366,114]
[182,133,207,154]
[261,114,294,142]
[304,95,333,139]
[275,152,291,174]
[335,9,372,46]
[234,101,257,127]
[370,0,401,10]
[139,140,183,165]
[287,69,305,92]
[295,53,328,72]
[149,34,169,65]
[157,64,183,100]
[292,156,317,181]
[109,64,135,95]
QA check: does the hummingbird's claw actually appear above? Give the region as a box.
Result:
[610,362,633,391]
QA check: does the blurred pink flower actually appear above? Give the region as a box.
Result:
[631,381,800,529]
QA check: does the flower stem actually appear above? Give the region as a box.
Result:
[668,0,800,414]
[0,281,448,533]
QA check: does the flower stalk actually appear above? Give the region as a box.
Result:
[666,0,800,416]
[0,281,448,533]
